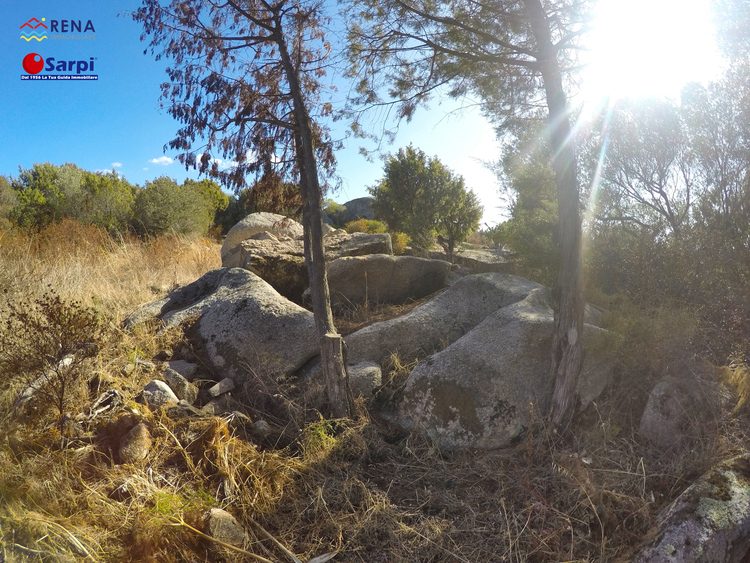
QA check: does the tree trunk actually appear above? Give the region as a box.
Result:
[276,20,354,418]
[523,0,586,429]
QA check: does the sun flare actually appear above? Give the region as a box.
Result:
[581,0,723,102]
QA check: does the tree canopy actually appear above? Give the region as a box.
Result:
[370,145,482,257]
[135,0,354,417]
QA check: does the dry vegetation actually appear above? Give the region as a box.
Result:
[1,220,749,562]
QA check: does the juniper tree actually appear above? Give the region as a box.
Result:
[134,0,354,417]
[347,0,593,426]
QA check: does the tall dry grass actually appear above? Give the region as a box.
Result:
[0,219,221,321]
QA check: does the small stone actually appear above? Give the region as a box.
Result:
[228,411,253,433]
[348,361,382,397]
[163,367,199,404]
[205,508,247,548]
[143,380,179,408]
[208,378,235,398]
[153,350,171,362]
[119,423,152,463]
[177,399,205,417]
[251,420,271,439]
[135,358,156,371]
[167,360,199,381]
[201,395,239,416]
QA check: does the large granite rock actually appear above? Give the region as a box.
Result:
[326,254,452,310]
[632,455,750,563]
[429,244,516,273]
[394,288,615,450]
[346,273,544,365]
[221,212,303,263]
[125,268,319,380]
[222,229,392,302]
[338,196,377,224]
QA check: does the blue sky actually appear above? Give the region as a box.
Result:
[1,1,505,225]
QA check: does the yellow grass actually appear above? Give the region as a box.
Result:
[0,219,221,322]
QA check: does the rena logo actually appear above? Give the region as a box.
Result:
[20,17,47,42]
[23,53,97,75]
[20,17,96,41]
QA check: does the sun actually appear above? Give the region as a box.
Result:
[580,0,723,102]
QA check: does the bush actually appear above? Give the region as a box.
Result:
[132,177,219,236]
[323,200,348,227]
[370,145,482,254]
[391,231,410,255]
[345,218,387,234]
[0,290,105,430]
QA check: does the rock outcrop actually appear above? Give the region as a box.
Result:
[346,273,544,365]
[222,224,392,302]
[221,212,303,263]
[394,288,615,450]
[336,196,377,225]
[429,244,516,274]
[126,268,319,380]
[632,455,750,563]
[326,254,452,310]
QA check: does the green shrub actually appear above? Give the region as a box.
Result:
[133,177,221,237]
[391,231,410,255]
[345,218,387,234]
[324,200,348,227]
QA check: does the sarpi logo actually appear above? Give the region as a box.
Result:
[20,17,95,41]
[22,53,98,81]
[20,17,47,42]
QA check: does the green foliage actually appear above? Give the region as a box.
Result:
[215,174,302,235]
[390,232,410,255]
[479,223,505,247]
[369,145,482,254]
[242,173,302,219]
[183,178,230,234]
[133,177,222,236]
[345,218,387,234]
[593,98,694,237]
[498,136,559,284]
[435,182,483,260]
[0,290,105,429]
[6,163,139,234]
[10,163,67,230]
[77,170,136,233]
[0,176,16,230]
[3,162,234,237]
[324,199,348,227]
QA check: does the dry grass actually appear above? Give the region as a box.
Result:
[0,218,221,322]
[0,220,748,562]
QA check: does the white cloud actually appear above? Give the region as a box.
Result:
[208,158,239,171]
[112,162,122,168]
[149,156,173,165]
